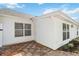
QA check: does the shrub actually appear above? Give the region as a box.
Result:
[68,43,74,48]
[59,39,79,52]
[62,43,74,51]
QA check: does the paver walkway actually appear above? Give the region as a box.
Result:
[0,41,79,56]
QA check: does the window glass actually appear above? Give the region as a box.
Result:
[63,23,70,41]
[71,25,73,28]
[15,23,31,37]
[15,23,23,29]
[25,24,31,29]
[67,24,69,31]
[63,32,66,40]
[67,32,69,39]
[77,28,78,35]
[15,30,23,37]
[25,24,31,36]
[63,23,66,31]
[25,30,31,36]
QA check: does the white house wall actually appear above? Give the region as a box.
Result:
[35,16,57,49]
[0,10,79,50]
[2,15,34,46]
[52,16,78,49]
[0,19,3,47]
[70,25,77,39]
[35,15,79,50]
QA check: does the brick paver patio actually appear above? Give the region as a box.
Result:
[0,41,79,56]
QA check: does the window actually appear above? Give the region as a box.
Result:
[71,25,74,28]
[63,23,66,40]
[63,23,66,31]
[15,23,23,29]
[15,23,31,37]
[25,24,31,29]
[63,23,70,41]
[67,24,69,39]
[15,23,23,37]
[25,24,31,36]
[63,32,66,41]
[77,28,78,35]
[25,30,31,36]
[67,24,69,31]
[15,30,23,37]
[67,32,69,39]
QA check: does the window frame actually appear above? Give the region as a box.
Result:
[63,23,70,41]
[25,24,31,36]
[15,23,23,37]
[77,28,78,36]
[15,23,31,37]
